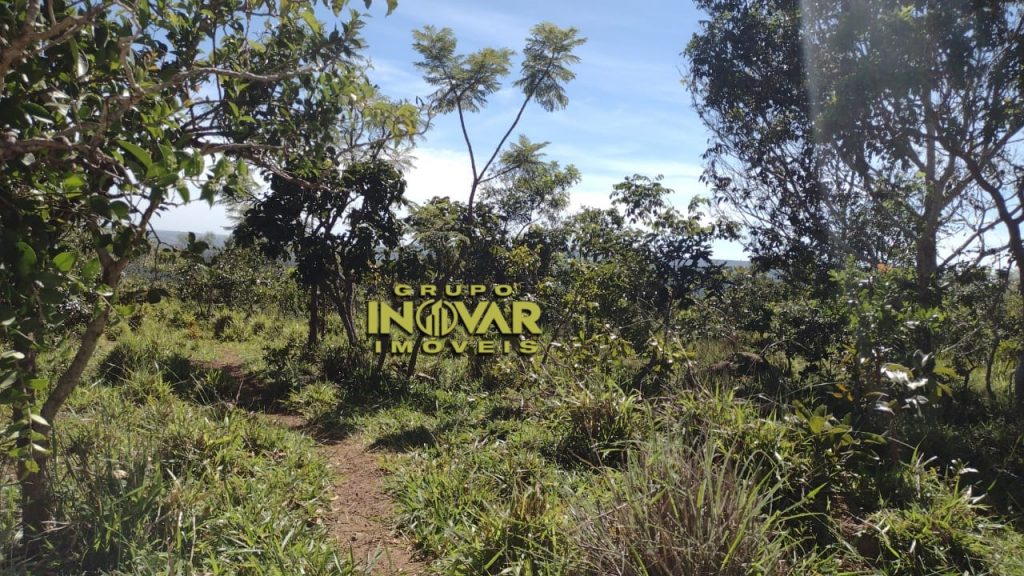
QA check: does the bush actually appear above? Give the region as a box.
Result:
[552,379,649,467]
[572,437,795,575]
[861,456,1024,575]
[286,380,342,426]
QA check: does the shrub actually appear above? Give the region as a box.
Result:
[286,380,342,426]
[573,437,795,576]
[552,379,649,467]
[861,456,1024,575]
[212,311,236,340]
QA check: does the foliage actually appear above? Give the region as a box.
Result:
[863,455,1024,575]
[0,373,353,574]
[0,0,404,543]
[237,159,409,346]
[573,437,796,576]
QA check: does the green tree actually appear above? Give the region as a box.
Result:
[480,135,578,239]
[0,0,397,548]
[412,22,585,221]
[236,159,409,348]
[685,0,1018,307]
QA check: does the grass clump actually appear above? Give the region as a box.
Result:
[572,436,796,576]
[552,379,650,468]
[858,456,1024,575]
[286,380,343,427]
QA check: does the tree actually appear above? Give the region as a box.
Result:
[480,135,578,239]
[412,22,585,222]
[611,175,726,333]
[389,22,585,377]
[687,0,1024,402]
[236,159,409,348]
[685,0,1013,306]
[0,0,396,548]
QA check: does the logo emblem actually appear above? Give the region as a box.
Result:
[415,299,459,337]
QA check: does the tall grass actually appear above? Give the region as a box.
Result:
[572,437,796,576]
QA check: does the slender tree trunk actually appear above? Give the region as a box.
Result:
[13,343,47,555]
[406,331,426,378]
[22,267,117,550]
[326,282,358,347]
[915,232,938,307]
[985,338,998,399]
[374,334,389,376]
[1015,280,1024,410]
[343,279,358,346]
[18,442,48,556]
[307,286,320,349]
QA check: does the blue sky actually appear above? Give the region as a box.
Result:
[154,0,747,259]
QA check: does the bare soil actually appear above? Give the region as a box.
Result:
[269,414,424,575]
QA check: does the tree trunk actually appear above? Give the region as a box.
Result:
[374,334,389,377]
[326,282,358,347]
[23,277,115,551]
[985,338,998,399]
[914,232,938,307]
[12,344,47,555]
[1016,280,1024,410]
[342,279,358,346]
[406,331,426,378]
[307,286,320,349]
[17,444,49,556]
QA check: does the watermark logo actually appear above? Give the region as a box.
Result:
[367,284,540,355]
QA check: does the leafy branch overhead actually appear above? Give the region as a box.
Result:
[0,0,416,545]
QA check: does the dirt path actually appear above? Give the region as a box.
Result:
[269,414,424,575]
[201,356,426,575]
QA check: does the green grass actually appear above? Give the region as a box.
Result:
[1,381,357,575]
[6,298,1024,575]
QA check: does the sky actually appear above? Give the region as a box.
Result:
[153,0,748,259]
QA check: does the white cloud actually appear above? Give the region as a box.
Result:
[402,146,475,206]
[367,57,431,100]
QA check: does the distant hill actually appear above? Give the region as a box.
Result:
[149,229,231,250]
[716,259,749,268]
[148,230,753,269]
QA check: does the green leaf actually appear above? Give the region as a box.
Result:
[808,415,826,434]
[386,0,397,15]
[82,258,101,280]
[63,174,86,191]
[301,9,321,33]
[118,140,153,170]
[15,242,37,276]
[75,50,89,78]
[21,102,51,121]
[110,201,130,220]
[53,252,76,272]
[88,195,111,219]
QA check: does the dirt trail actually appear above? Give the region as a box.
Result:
[203,356,426,575]
[269,414,424,575]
